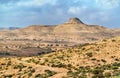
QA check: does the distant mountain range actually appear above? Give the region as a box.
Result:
[0,27,19,30]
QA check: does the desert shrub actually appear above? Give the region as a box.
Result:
[44,58,48,62]
[111,56,116,58]
[27,58,40,64]
[67,70,73,77]
[35,74,44,78]
[55,44,59,46]
[13,63,26,70]
[35,70,57,78]
[112,39,116,42]
[26,59,31,63]
[103,39,107,42]
[82,48,86,50]
[86,52,93,57]
[101,59,106,63]
[51,63,66,68]
[30,68,35,73]
[113,62,120,67]
[112,66,119,70]
[91,58,97,61]
[67,64,72,68]
[104,72,111,77]
[28,66,32,69]
[115,58,119,61]
[45,70,57,76]
[3,74,13,78]
[57,63,66,68]
[92,68,104,78]
[28,72,32,77]
[67,69,87,78]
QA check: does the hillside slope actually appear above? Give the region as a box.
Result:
[0,17,120,45]
[32,36,120,77]
[40,36,120,67]
[0,37,120,78]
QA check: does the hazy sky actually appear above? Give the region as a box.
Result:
[0,0,120,28]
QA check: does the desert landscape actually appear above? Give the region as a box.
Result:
[0,17,120,78]
[0,17,120,56]
[1,0,120,78]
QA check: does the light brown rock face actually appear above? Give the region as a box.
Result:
[65,17,84,24]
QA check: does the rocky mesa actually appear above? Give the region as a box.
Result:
[0,17,120,45]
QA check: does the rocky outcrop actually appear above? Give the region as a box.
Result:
[65,17,84,24]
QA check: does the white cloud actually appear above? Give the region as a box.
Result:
[95,0,120,9]
[0,0,57,10]
[16,0,57,7]
[68,6,87,15]
[0,2,15,12]
[68,7,80,14]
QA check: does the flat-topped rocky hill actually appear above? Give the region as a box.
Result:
[0,17,120,45]
[0,17,120,56]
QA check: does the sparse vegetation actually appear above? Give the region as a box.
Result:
[0,37,120,77]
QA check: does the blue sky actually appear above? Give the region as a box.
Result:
[0,0,120,28]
